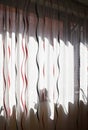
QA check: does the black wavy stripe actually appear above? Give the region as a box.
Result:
[35,0,40,122]
[15,8,18,107]
[57,0,60,105]
[23,15,25,36]
[3,6,8,118]
[15,8,19,130]
[55,1,60,130]
[26,15,29,34]
[56,55,60,105]
[54,54,60,130]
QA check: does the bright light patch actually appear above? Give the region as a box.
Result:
[59,40,74,114]
[42,37,54,119]
[28,36,38,112]
[67,41,74,104]
[0,30,87,119]
[9,32,16,115]
[38,36,45,90]
[80,42,87,104]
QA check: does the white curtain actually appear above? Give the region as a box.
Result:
[0,4,88,130]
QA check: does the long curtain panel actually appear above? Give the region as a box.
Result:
[0,3,88,130]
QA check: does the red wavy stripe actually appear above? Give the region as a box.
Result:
[3,38,7,116]
[21,40,25,85]
[8,75,10,89]
[8,45,11,58]
[3,95,8,117]
[25,74,28,88]
[25,45,28,58]
[25,44,28,115]
[3,68,8,117]
[21,76,25,110]
[21,65,24,84]
[3,68,6,87]
[43,64,45,77]
[21,37,25,111]
[22,41,25,53]
[8,32,11,115]
[21,92,25,109]
[53,65,55,76]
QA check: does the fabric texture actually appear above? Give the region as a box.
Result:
[0,2,88,130]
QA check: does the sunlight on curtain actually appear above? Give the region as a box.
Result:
[80,42,87,104]
[59,40,74,113]
[28,37,38,113]
[0,4,88,125]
